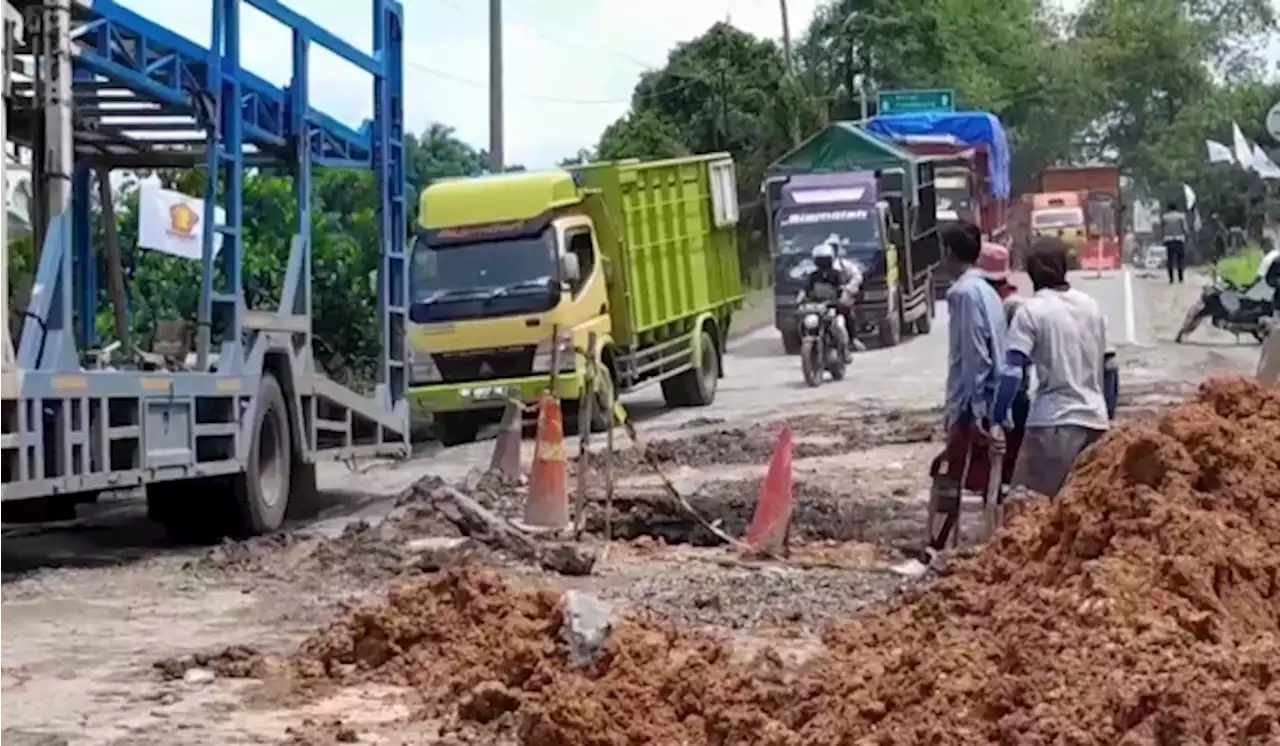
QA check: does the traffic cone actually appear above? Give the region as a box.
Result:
[746,427,795,554]
[488,398,523,479]
[525,393,569,527]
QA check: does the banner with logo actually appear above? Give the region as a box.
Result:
[138,179,225,261]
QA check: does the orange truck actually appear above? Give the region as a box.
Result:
[1012,166,1123,270]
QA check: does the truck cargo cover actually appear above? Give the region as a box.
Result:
[864,112,1011,200]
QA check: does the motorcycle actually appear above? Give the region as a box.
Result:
[798,301,849,387]
[1175,281,1274,344]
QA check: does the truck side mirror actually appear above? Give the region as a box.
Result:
[560,252,581,285]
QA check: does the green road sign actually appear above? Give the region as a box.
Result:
[877,89,956,115]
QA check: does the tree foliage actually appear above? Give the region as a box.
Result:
[592,0,1278,238]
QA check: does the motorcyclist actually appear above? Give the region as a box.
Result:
[797,238,863,359]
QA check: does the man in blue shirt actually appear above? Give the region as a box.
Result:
[927,222,1008,551]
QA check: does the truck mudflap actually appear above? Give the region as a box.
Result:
[409,372,585,415]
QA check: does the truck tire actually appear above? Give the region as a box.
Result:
[878,314,902,348]
[230,372,293,536]
[914,296,933,335]
[437,411,482,446]
[782,329,802,355]
[662,329,719,408]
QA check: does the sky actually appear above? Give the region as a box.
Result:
[115,0,1279,170]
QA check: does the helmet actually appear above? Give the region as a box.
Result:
[811,241,835,271]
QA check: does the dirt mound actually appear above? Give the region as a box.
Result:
[281,377,1280,744]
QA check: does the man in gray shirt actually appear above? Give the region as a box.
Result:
[1159,201,1189,284]
[927,222,1008,550]
[993,236,1117,499]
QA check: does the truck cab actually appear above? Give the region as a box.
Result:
[1030,191,1087,262]
[409,173,607,444]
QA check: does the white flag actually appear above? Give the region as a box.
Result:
[138,179,225,261]
[1182,183,1196,211]
[1251,143,1280,180]
[1231,122,1255,171]
[1205,139,1235,164]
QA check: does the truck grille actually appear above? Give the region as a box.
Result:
[434,346,536,383]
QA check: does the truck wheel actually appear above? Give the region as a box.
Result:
[230,373,293,536]
[914,302,933,335]
[782,329,802,355]
[437,411,482,446]
[878,315,902,348]
[663,329,719,407]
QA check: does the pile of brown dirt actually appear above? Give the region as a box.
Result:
[283,378,1280,745]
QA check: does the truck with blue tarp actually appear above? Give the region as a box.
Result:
[863,111,1012,242]
[764,123,941,354]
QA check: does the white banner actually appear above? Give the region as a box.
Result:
[1231,122,1255,172]
[1182,183,1196,211]
[1205,139,1234,164]
[138,179,225,261]
[1251,143,1280,180]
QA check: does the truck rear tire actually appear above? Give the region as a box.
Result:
[437,411,482,447]
[663,329,719,407]
[781,329,802,355]
[914,298,933,335]
[231,372,293,537]
[878,314,902,348]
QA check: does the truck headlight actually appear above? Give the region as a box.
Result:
[532,335,576,373]
[408,347,442,384]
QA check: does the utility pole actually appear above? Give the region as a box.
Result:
[779,0,800,147]
[487,0,504,173]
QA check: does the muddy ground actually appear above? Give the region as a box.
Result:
[1,270,1268,745]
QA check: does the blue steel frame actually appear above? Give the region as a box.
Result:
[4,0,408,500]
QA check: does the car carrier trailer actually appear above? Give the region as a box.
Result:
[1,0,409,537]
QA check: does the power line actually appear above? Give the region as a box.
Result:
[429,0,664,72]
[404,59,713,106]
[406,0,727,107]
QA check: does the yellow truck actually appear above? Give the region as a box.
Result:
[408,154,744,445]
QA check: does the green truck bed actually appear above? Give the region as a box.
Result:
[573,155,743,345]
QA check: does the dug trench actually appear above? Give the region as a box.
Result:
[159,376,1280,745]
[576,406,946,476]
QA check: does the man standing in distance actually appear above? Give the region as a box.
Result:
[925,222,1007,550]
[993,236,1118,499]
[1158,201,1190,284]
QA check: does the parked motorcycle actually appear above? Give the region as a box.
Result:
[1175,281,1274,344]
[798,301,849,387]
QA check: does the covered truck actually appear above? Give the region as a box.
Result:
[409,155,742,445]
[764,123,941,354]
[863,111,1012,242]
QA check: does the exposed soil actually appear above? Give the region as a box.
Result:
[231,376,1279,745]
[591,474,934,548]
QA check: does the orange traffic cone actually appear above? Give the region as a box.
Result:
[746,427,795,554]
[488,398,524,479]
[525,393,569,527]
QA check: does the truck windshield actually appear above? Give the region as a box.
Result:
[1033,209,1085,229]
[937,189,973,221]
[776,209,881,259]
[410,230,558,321]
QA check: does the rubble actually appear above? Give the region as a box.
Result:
[269,377,1279,745]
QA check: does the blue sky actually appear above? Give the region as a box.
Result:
[117,0,825,168]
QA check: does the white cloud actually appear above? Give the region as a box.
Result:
[118,0,823,169]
